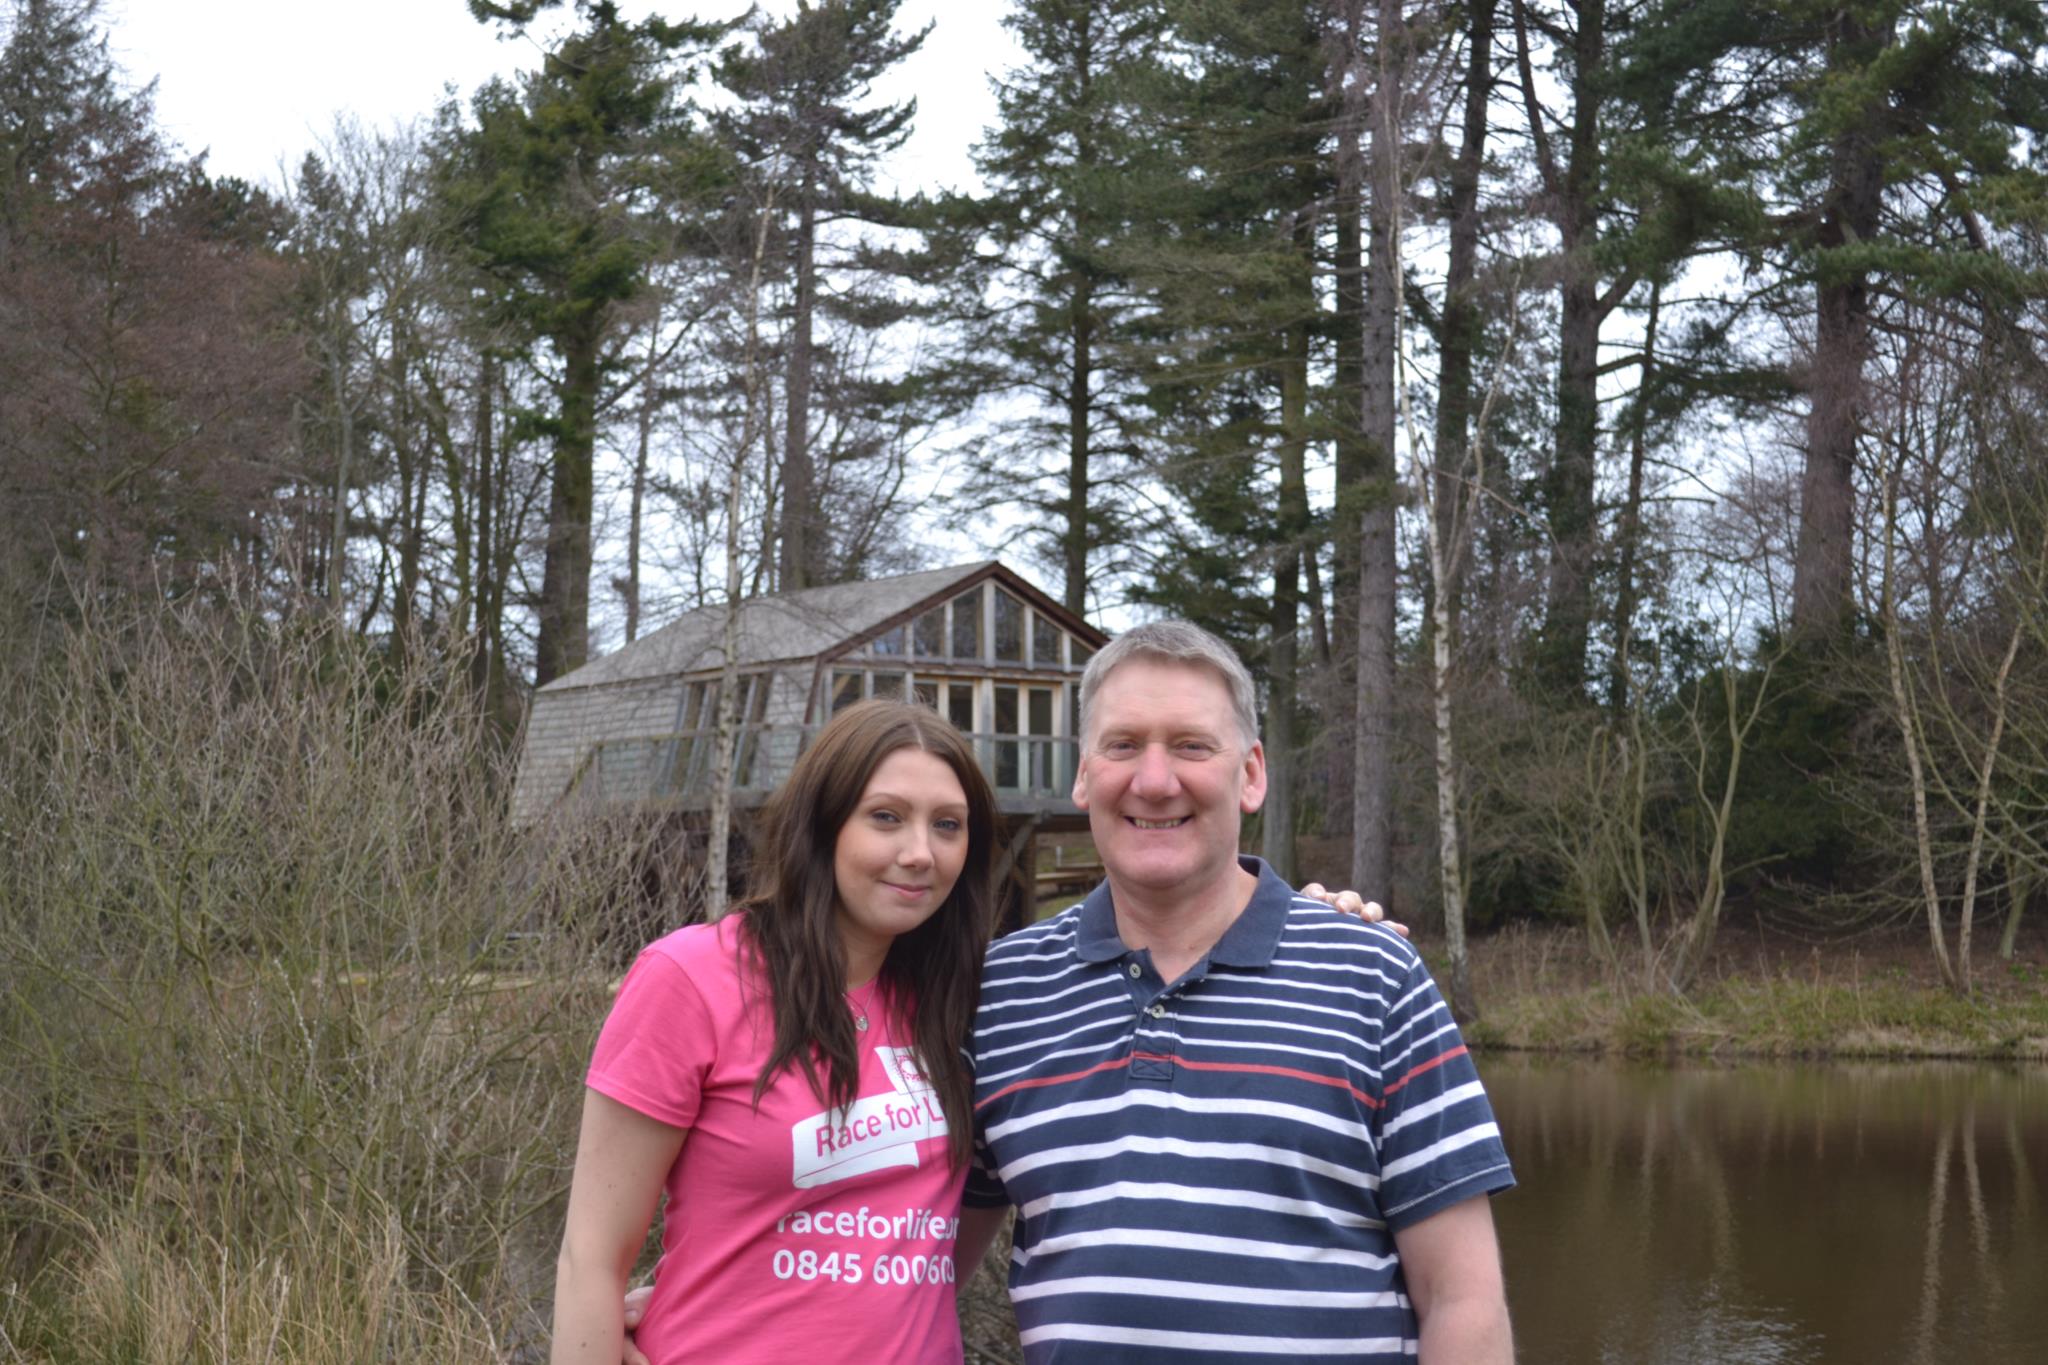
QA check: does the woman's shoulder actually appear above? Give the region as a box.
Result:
[638,916,747,974]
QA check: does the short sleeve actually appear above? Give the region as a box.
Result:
[586,947,715,1130]
[1373,950,1515,1228]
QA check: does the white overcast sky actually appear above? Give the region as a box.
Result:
[104,0,1020,196]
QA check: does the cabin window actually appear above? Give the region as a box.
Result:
[831,670,863,715]
[735,677,772,786]
[914,607,945,658]
[870,671,906,702]
[1032,612,1061,666]
[913,679,938,710]
[994,589,1024,662]
[871,624,906,657]
[950,588,982,660]
[1027,687,1056,790]
[993,685,1020,788]
[948,684,975,734]
[1072,640,1095,670]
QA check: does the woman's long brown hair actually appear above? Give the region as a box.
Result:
[736,700,996,1167]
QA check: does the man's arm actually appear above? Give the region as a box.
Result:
[1392,1195,1513,1364]
[956,1203,1011,1282]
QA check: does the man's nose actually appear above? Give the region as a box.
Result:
[1130,741,1179,798]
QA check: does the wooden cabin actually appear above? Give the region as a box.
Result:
[511,561,1109,926]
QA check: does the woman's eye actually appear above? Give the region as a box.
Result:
[934,817,964,834]
[870,808,901,824]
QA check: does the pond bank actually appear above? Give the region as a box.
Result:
[1433,923,2048,1062]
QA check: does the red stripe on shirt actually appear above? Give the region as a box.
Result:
[1383,1044,1467,1098]
[1144,1053,1384,1109]
[976,1053,1134,1110]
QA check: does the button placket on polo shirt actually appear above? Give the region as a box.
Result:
[1126,954,1189,1085]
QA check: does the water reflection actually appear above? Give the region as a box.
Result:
[1485,1057,2048,1365]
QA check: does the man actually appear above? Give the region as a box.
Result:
[955,620,1514,1362]
[620,620,1508,1363]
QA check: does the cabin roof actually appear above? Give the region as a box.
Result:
[539,560,1100,694]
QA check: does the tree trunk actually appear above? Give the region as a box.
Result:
[327,340,352,614]
[625,309,661,643]
[469,350,497,707]
[536,319,600,686]
[1791,14,1888,639]
[1350,0,1401,905]
[1880,449,1959,989]
[1064,275,1093,616]
[1432,0,1492,629]
[712,191,781,918]
[1609,281,1660,710]
[1268,291,1311,887]
[1329,6,1367,704]
[391,326,421,660]
[1953,617,2023,995]
[1999,848,2029,961]
[1536,0,1604,697]
[779,190,818,591]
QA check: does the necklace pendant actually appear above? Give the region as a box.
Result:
[854,1014,869,1032]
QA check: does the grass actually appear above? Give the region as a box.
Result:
[1452,923,2048,1060]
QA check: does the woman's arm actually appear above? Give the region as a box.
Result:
[552,1089,688,1365]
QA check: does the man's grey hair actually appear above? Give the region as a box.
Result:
[1078,620,1260,747]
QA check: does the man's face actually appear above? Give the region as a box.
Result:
[1072,657,1266,899]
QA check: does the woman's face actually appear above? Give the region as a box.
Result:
[832,747,971,979]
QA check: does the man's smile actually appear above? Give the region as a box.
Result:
[1127,816,1190,830]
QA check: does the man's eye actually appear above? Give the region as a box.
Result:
[1176,742,1218,758]
[1102,740,1138,757]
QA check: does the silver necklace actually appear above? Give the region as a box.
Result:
[845,985,871,1032]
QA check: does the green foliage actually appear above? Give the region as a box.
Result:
[1668,641,1868,891]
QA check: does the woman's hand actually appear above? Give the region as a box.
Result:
[1299,883,1407,938]
[621,1284,654,1365]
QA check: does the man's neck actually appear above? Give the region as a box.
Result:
[1108,858,1260,985]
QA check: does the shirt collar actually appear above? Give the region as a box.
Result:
[1073,855,1294,969]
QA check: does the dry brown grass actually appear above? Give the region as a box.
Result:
[0,602,665,1362]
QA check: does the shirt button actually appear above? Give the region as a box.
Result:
[1148,1003,1167,1019]
[1127,963,1141,979]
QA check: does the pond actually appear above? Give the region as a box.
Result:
[1486,1055,2048,1364]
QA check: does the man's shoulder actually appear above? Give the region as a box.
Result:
[1270,895,1422,969]
[982,905,1087,971]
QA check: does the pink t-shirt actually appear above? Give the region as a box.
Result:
[587,916,966,1364]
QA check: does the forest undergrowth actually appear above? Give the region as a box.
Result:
[0,603,661,1363]
[1453,921,2048,1060]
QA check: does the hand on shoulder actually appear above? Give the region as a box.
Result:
[1298,883,1408,938]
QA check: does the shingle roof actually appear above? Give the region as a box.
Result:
[540,561,998,693]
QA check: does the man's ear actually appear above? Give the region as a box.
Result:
[1238,740,1267,814]
[1071,751,1091,810]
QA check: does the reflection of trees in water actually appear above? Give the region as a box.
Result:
[1488,1060,2048,1364]
[1910,1119,1950,1364]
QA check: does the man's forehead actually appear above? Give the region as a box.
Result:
[1089,657,1236,727]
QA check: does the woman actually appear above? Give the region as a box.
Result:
[551,700,996,1365]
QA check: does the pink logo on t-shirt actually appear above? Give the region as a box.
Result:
[791,1046,949,1188]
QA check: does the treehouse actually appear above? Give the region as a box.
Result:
[511,561,1109,926]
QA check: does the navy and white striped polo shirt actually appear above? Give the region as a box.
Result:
[964,857,1513,1361]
